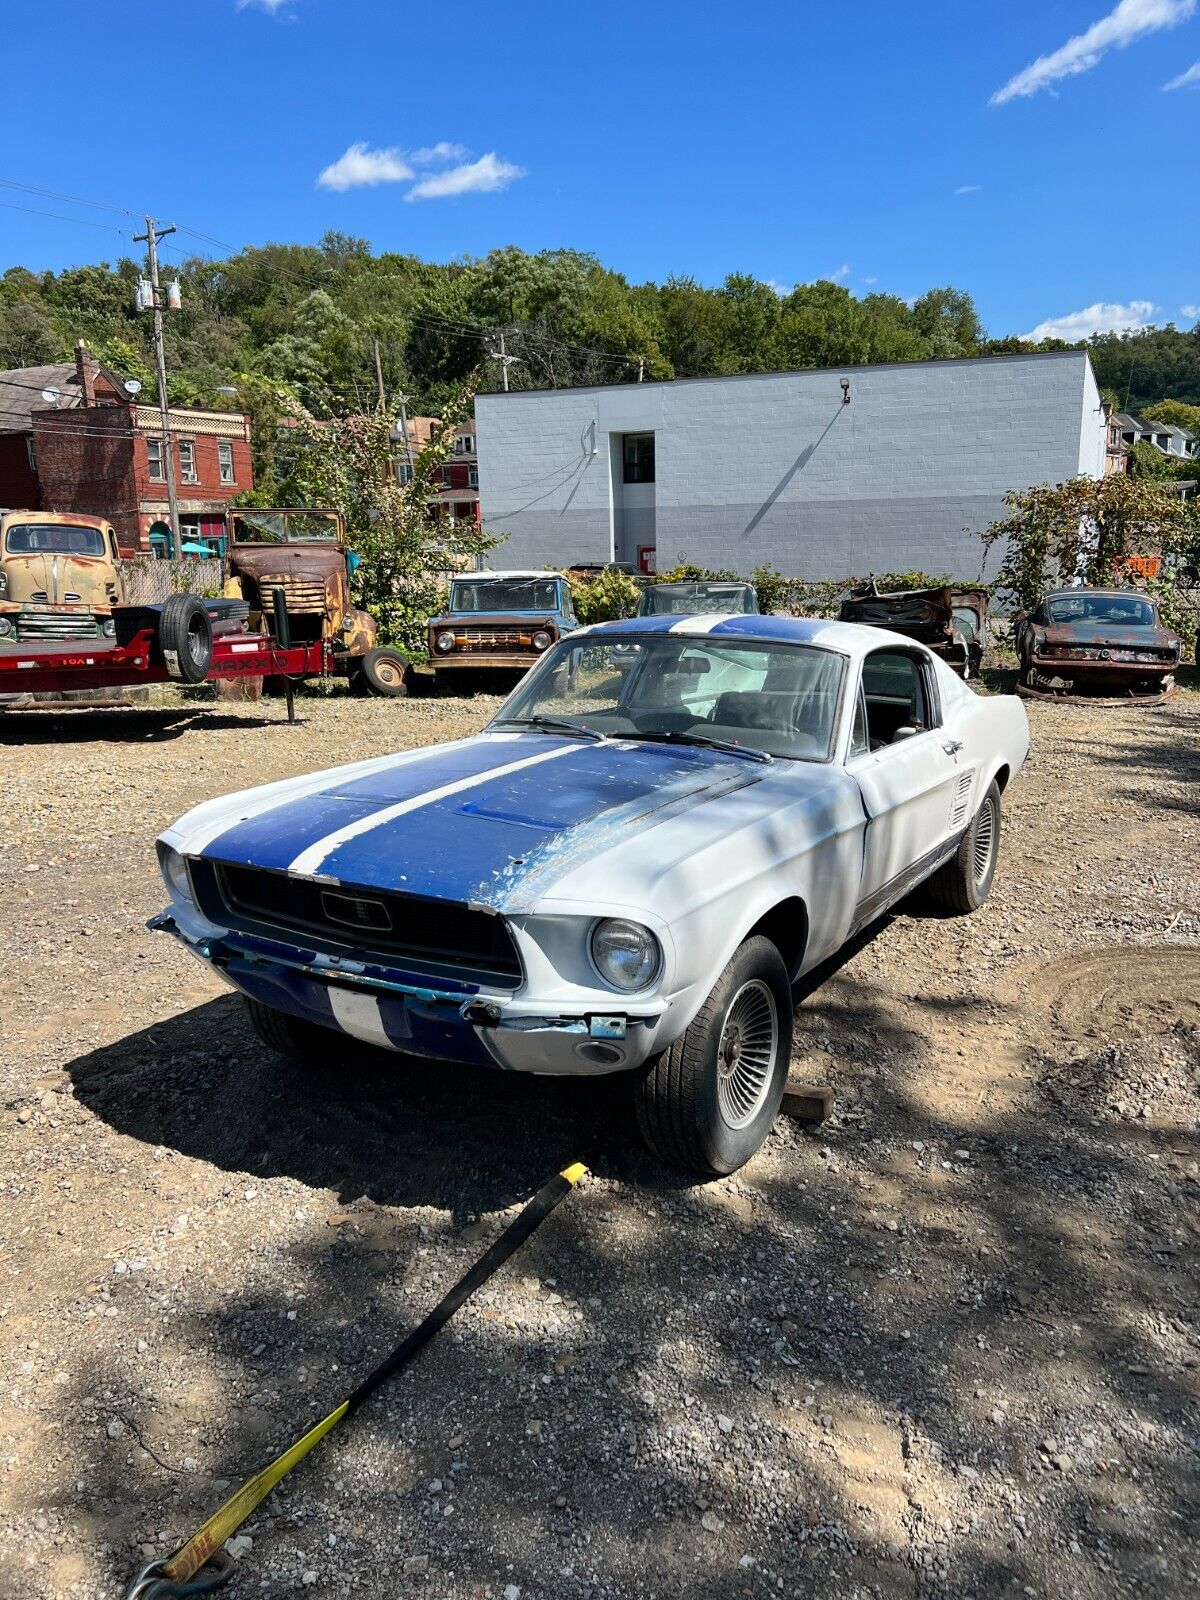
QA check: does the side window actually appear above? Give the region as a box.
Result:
[861,650,931,748]
[848,685,870,757]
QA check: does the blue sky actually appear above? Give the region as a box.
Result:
[2,0,1197,339]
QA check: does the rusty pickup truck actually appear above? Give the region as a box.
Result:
[427,570,578,689]
[0,510,123,643]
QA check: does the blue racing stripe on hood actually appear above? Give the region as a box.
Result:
[196,737,549,872]
[304,739,761,905]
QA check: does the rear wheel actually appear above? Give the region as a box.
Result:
[633,935,792,1175]
[925,779,1001,914]
[357,646,411,697]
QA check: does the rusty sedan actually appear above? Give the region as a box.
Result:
[1015,588,1181,698]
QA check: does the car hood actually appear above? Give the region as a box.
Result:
[429,610,564,628]
[1038,620,1179,649]
[174,733,812,914]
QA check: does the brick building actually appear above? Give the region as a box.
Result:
[0,341,252,555]
[403,416,480,525]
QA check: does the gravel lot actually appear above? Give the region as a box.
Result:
[1,679,1198,1600]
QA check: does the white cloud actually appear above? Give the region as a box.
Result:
[405,152,526,201]
[764,280,790,296]
[992,0,1195,104]
[1164,58,1200,84]
[236,0,291,11]
[1021,299,1157,340]
[955,183,981,194]
[864,275,879,285]
[317,143,414,190]
[1181,303,1200,317]
[830,263,850,281]
[410,142,468,164]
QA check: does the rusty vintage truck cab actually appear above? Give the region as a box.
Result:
[224,509,410,695]
[0,510,123,643]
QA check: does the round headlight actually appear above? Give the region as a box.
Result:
[590,918,661,992]
[102,618,116,637]
[0,616,13,637]
[160,846,194,902]
[532,630,552,651]
[436,631,456,653]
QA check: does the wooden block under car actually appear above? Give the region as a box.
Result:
[780,1082,834,1123]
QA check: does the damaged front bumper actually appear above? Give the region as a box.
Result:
[149,908,663,1076]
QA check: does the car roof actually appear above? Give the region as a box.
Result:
[581,612,920,658]
[466,569,566,581]
[652,580,751,589]
[1045,586,1152,600]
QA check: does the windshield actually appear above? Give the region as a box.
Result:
[4,522,106,557]
[639,585,754,615]
[493,635,844,762]
[451,578,561,613]
[230,511,341,545]
[1047,594,1155,626]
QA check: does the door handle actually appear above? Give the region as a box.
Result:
[942,739,963,755]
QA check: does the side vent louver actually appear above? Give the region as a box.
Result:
[950,771,974,830]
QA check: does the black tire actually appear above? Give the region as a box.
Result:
[158,594,213,684]
[925,779,1001,914]
[358,646,411,697]
[633,934,793,1176]
[243,996,342,1066]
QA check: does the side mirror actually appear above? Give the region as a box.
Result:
[892,725,920,743]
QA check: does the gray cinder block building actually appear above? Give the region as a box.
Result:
[475,351,1108,580]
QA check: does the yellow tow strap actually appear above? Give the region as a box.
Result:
[132,1160,588,1596]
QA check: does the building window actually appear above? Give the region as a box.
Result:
[218,440,235,485]
[397,461,413,486]
[147,437,164,481]
[178,440,198,483]
[468,466,479,488]
[623,433,655,484]
[441,465,454,486]
[25,437,36,472]
[149,528,173,559]
[455,433,475,455]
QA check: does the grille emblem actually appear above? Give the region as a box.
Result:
[320,890,392,933]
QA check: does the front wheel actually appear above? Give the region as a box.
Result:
[633,935,793,1175]
[925,779,1001,914]
[243,996,343,1067]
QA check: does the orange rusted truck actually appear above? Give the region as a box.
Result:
[223,508,411,695]
[0,509,123,644]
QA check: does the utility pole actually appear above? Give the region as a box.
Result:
[637,356,645,383]
[393,388,415,482]
[373,338,386,408]
[133,215,180,542]
[491,330,520,393]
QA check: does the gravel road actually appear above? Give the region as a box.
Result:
[1,680,1198,1600]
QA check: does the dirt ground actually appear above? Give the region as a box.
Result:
[1,678,1197,1600]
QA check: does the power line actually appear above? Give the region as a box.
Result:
[0,198,127,233]
[0,177,140,218]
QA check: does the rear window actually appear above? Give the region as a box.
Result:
[1047,594,1154,626]
[5,522,106,556]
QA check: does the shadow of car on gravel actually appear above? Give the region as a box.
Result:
[0,707,281,744]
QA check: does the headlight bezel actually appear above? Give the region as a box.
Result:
[532,629,552,651]
[435,631,456,653]
[588,917,662,993]
[101,617,116,637]
[0,615,12,638]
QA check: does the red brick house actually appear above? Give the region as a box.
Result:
[0,341,253,555]
[404,415,480,525]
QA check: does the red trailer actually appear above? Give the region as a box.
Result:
[0,595,330,715]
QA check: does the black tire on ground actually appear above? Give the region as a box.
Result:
[158,594,213,684]
[243,995,342,1066]
[633,934,793,1176]
[357,646,412,697]
[925,778,1001,914]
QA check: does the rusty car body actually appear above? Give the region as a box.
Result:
[1014,587,1181,698]
[839,580,988,679]
[223,508,408,694]
[427,570,578,686]
[0,510,123,643]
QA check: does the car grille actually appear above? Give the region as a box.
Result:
[17,611,101,641]
[1047,645,1174,663]
[258,573,329,613]
[452,627,541,650]
[195,861,522,988]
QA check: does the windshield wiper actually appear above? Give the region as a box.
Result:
[619,730,772,763]
[491,716,606,743]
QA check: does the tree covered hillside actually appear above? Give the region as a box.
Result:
[3,236,1198,423]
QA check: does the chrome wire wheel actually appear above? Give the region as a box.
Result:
[973,793,998,885]
[716,979,779,1129]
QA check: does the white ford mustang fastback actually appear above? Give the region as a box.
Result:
[153,614,1028,1174]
